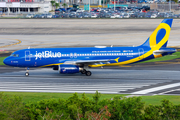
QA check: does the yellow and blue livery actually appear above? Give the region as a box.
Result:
[3,19,176,76]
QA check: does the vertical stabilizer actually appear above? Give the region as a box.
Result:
[141,19,173,48]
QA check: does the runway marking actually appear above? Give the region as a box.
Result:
[155,62,180,65]
[0,76,167,94]
[119,65,132,67]
[0,84,150,88]
[0,68,176,94]
[158,89,180,95]
[0,87,133,90]
[0,38,21,48]
[0,81,152,86]
[132,82,180,94]
[0,90,121,94]
[0,51,14,54]
[17,42,61,47]
[155,62,176,64]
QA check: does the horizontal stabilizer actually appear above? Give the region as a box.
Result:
[153,48,176,55]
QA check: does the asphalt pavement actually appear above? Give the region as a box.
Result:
[1,19,180,95]
[0,19,180,51]
[0,62,180,95]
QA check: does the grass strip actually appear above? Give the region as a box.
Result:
[2,92,127,103]
[0,56,6,65]
[141,95,180,105]
[138,52,180,63]
[2,92,180,105]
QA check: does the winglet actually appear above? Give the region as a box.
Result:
[114,57,120,63]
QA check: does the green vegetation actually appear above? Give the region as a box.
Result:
[0,56,6,65]
[62,3,68,8]
[141,95,180,105]
[1,92,180,120]
[139,51,180,63]
[2,92,127,103]
[2,92,180,105]
[50,0,56,11]
[55,3,60,9]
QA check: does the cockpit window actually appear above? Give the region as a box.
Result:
[10,54,19,57]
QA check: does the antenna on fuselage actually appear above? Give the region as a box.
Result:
[111,45,113,47]
[28,46,31,49]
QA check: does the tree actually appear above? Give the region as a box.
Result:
[50,0,56,11]
[55,3,60,9]
[93,91,101,112]
[62,3,68,9]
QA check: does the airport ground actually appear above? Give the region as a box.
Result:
[0,19,180,51]
[0,19,180,100]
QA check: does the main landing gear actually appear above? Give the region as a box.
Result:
[25,67,29,77]
[81,69,92,76]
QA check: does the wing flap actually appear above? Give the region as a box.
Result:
[64,59,111,65]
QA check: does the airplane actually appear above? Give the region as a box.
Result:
[3,19,176,76]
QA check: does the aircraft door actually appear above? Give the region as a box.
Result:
[74,53,77,58]
[70,53,73,58]
[25,51,31,61]
[138,48,144,59]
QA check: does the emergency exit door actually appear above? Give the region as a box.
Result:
[138,48,144,59]
[25,51,31,61]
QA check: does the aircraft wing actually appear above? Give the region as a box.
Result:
[64,59,111,65]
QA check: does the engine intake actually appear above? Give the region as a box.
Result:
[59,64,80,74]
[53,66,58,70]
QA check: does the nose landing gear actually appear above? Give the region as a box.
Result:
[25,72,29,76]
[25,67,29,77]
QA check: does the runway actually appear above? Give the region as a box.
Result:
[1,63,180,95]
[1,19,180,95]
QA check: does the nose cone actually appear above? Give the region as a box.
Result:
[3,57,11,66]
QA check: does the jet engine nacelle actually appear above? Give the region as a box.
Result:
[53,66,58,70]
[58,64,81,74]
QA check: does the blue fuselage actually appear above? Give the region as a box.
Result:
[3,46,156,67]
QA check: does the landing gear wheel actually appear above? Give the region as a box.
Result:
[86,71,91,76]
[25,72,29,77]
[81,69,86,74]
